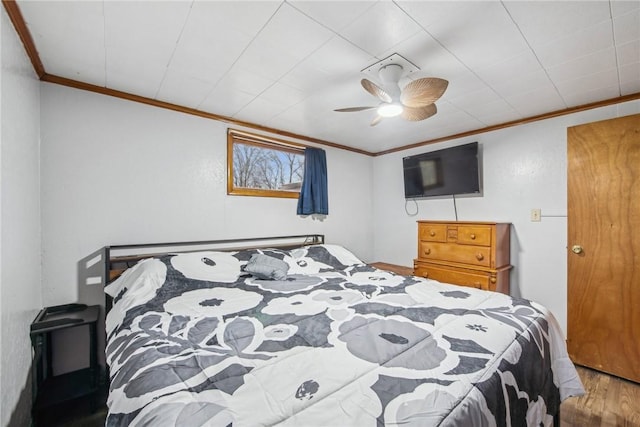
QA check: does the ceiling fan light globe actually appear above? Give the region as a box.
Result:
[378,103,403,117]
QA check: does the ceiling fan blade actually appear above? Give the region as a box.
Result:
[401,78,449,108]
[361,79,392,103]
[334,106,377,112]
[370,115,383,127]
[402,104,437,121]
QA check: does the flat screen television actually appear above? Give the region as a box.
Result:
[403,142,480,198]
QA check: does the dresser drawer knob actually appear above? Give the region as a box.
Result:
[424,248,431,255]
[475,253,484,261]
[429,230,436,237]
[470,234,476,240]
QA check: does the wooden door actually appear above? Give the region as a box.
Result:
[567,113,640,383]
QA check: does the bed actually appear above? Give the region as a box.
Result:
[101,236,584,426]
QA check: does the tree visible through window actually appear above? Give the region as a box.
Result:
[227,129,305,198]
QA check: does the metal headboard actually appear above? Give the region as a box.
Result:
[79,234,325,290]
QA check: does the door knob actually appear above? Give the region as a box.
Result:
[571,245,583,254]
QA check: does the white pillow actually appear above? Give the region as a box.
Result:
[288,244,364,274]
[105,258,167,298]
[170,251,242,283]
[105,258,168,335]
[321,244,364,266]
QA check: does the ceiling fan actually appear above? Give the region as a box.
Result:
[334,63,448,126]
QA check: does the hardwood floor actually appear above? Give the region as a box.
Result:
[561,366,640,426]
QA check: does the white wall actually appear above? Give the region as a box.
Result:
[39,79,640,341]
[0,8,42,427]
[372,99,640,335]
[40,83,373,308]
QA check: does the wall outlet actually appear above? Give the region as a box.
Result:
[531,208,541,222]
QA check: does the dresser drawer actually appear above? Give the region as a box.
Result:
[419,224,447,242]
[456,225,492,246]
[415,221,512,294]
[414,263,490,290]
[418,241,491,267]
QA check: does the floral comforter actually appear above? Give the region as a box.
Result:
[104,244,583,426]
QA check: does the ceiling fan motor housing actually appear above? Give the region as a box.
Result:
[378,64,403,98]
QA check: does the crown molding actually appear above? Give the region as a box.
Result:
[2,0,45,77]
[373,92,640,156]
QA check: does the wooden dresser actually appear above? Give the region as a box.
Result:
[413,221,512,294]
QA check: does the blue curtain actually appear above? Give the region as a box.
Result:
[297,147,328,215]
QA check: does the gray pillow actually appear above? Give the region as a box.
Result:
[244,253,289,280]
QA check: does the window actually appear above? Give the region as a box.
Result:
[227,129,305,199]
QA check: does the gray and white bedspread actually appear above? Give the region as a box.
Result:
[104,244,584,426]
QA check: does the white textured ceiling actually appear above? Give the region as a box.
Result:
[16,0,640,153]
